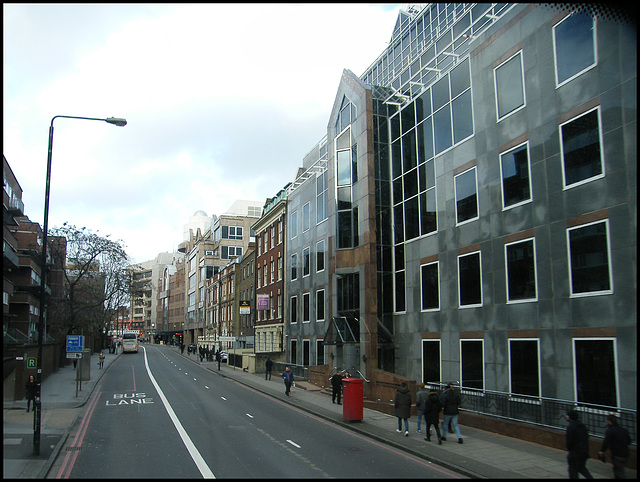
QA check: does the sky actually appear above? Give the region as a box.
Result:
[4,3,402,264]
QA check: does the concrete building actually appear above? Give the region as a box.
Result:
[290,3,635,415]
[129,251,184,340]
[179,200,262,347]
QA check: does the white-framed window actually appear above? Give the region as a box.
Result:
[494,50,526,121]
[560,106,604,189]
[458,250,482,308]
[303,292,310,323]
[460,339,484,390]
[566,218,613,297]
[505,237,538,303]
[290,295,298,324]
[291,253,297,281]
[290,210,298,239]
[553,12,597,87]
[454,167,478,225]
[420,261,440,311]
[508,338,541,398]
[572,337,618,407]
[500,141,532,210]
[303,246,310,277]
[316,239,325,273]
[316,289,325,322]
[302,202,310,232]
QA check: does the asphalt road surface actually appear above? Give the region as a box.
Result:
[49,345,463,478]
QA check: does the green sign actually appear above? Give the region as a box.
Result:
[27,357,37,369]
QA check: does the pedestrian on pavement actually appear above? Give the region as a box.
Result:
[216,350,221,370]
[423,385,443,444]
[72,358,77,370]
[394,382,412,436]
[440,382,463,444]
[415,382,428,434]
[25,375,37,412]
[281,366,294,396]
[330,369,344,404]
[99,351,105,369]
[566,410,594,479]
[265,357,273,380]
[598,414,631,479]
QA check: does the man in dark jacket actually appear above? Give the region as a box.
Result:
[566,410,594,479]
[265,357,273,380]
[394,382,412,436]
[25,375,38,412]
[598,414,631,479]
[330,370,344,404]
[440,382,463,444]
[423,386,443,444]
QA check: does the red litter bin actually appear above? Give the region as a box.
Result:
[342,378,364,421]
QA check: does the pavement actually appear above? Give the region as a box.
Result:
[4,344,636,479]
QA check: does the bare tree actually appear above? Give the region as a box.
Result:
[48,223,131,349]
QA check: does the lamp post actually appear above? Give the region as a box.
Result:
[34,115,126,455]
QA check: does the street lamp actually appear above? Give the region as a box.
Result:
[34,115,126,455]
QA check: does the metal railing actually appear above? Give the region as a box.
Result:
[427,383,636,444]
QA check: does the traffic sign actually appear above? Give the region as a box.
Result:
[66,335,84,352]
[27,357,37,368]
[66,353,83,359]
[219,336,236,342]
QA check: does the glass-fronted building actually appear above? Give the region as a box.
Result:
[291,3,635,412]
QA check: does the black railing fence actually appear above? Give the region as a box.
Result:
[427,383,636,444]
[271,362,308,380]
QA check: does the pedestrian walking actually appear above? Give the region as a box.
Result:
[598,414,631,479]
[566,410,594,479]
[423,385,443,444]
[394,382,412,436]
[72,358,77,370]
[281,366,294,396]
[415,382,428,434]
[216,350,221,371]
[265,357,273,380]
[440,382,463,444]
[330,369,345,404]
[99,351,105,369]
[25,375,37,412]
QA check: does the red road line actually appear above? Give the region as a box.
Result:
[55,391,102,479]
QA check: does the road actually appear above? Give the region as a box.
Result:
[49,345,464,478]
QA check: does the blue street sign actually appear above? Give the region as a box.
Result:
[66,335,84,353]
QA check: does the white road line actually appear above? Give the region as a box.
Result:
[205,386,210,390]
[286,440,301,449]
[220,397,227,401]
[143,347,215,478]
[246,414,254,418]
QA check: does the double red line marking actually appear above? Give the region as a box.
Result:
[55,391,102,479]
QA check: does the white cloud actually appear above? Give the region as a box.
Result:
[3,3,401,264]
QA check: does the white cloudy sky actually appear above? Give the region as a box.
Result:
[4,3,401,263]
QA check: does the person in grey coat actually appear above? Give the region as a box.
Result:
[395,382,412,436]
[415,382,429,434]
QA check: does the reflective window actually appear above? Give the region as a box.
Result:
[455,167,478,224]
[567,219,612,296]
[505,238,537,302]
[500,142,532,209]
[461,340,484,390]
[553,13,596,86]
[420,261,439,311]
[509,339,540,397]
[458,251,482,307]
[560,107,604,188]
[573,338,617,406]
[495,51,525,119]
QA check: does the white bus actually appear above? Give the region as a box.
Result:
[122,332,139,353]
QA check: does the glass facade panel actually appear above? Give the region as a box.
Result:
[500,143,531,208]
[421,262,439,310]
[509,339,540,397]
[455,168,478,224]
[458,251,481,307]
[568,220,611,295]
